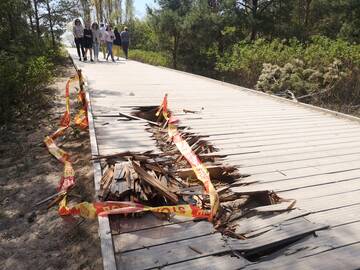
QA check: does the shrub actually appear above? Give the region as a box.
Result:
[129,50,171,67]
[0,51,23,123]
[0,52,55,125]
[216,36,360,88]
[24,56,53,93]
[256,59,350,104]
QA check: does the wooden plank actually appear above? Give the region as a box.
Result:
[253,200,296,212]
[219,138,360,159]
[162,255,249,270]
[229,146,360,168]
[132,161,178,203]
[246,240,360,270]
[216,135,360,155]
[233,209,309,235]
[279,221,360,258]
[305,203,360,226]
[187,118,350,132]
[114,221,215,253]
[240,158,360,183]
[231,167,360,195]
[116,218,326,270]
[229,218,328,256]
[239,155,360,176]
[297,190,360,213]
[116,233,227,270]
[279,178,360,200]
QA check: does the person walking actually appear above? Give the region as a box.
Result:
[83,22,93,61]
[92,22,101,61]
[73,19,85,61]
[99,23,107,59]
[120,27,130,59]
[105,25,115,62]
[113,27,122,61]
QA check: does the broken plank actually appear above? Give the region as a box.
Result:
[116,217,327,270]
[253,200,296,213]
[132,161,178,203]
[115,233,227,270]
[233,209,309,235]
[119,112,160,126]
[228,217,329,256]
[175,165,224,179]
[267,221,360,260]
[114,221,215,253]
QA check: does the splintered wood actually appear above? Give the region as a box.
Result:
[93,106,296,238]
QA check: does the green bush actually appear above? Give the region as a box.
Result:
[129,50,171,67]
[216,36,360,88]
[0,51,55,125]
[24,56,53,93]
[256,59,348,102]
[0,51,23,123]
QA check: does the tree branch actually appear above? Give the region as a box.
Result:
[236,1,253,11]
[258,0,275,14]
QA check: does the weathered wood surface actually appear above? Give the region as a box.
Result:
[115,217,326,270]
[69,48,360,270]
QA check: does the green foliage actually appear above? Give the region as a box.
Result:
[24,56,54,93]
[0,51,55,124]
[128,50,171,67]
[216,37,360,87]
[0,0,70,126]
[216,38,303,87]
[256,59,348,98]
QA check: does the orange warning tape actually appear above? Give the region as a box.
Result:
[44,72,88,193]
[158,95,220,220]
[48,79,212,221]
[156,94,169,120]
[59,196,210,219]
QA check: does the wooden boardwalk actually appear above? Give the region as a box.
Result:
[68,48,360,270]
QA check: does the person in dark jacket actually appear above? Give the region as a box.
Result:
[120,27,130,59]
[83,22,93,61]
[73,19,85,61]
[113,28,122,60]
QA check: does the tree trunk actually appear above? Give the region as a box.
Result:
[114,0,122,24]
[33,0,41,40]
[27,0,35,33]
[45,0,56,48]
[99,0,104,22]
[172,33,179,69]
[80,0,91,22]
[250,0,258,41]
[304,0,312,27]
[7,12,15,40]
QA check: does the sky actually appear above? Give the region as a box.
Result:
[134,0,157,18]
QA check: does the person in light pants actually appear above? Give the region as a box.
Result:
[99,23,107,59]
[105,25,115,62]
[92,22,101,61]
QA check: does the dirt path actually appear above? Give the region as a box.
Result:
[0,61,102,270]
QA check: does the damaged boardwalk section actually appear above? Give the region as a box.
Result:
[69,48,360,270]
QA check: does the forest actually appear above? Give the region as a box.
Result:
[1,0,360,125]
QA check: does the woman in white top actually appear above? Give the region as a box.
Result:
[99,23,107,59]
[91,22,101,61]
[72,19,85,61]
[105,25,115,62]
